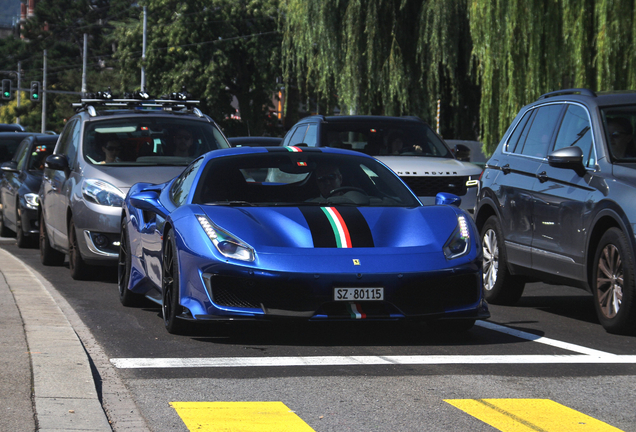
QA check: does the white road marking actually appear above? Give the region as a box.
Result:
[110,320,636,369]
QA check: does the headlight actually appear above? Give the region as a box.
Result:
[82,179,125,207]
[196,215,254,262]
[24,193,39,209]
[444,215,471,259]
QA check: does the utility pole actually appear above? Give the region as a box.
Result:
[141,6,147,92]
[82,33,88,95]
[16,61,21,125]
[41,49,47,133]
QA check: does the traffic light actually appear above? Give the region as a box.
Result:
[30,81,40,102]
[2,79,11,100]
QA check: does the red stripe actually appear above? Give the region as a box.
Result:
[290,146,302,152]
[355,303,367,319]
[331,207,352,248]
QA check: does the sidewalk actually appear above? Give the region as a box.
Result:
[0,244,149,432]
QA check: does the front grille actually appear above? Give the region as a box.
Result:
[400,175,468,197]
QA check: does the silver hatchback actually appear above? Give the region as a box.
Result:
[39,96,230,279]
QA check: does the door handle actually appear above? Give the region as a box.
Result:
[502,164,511,174]
[537,171,548,183]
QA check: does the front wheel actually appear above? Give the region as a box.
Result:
[162,228,189,334]
[16,206,34,248]
[118,220,144,307]
[68,217,93,280]
[0,205,13,237]
[40,212,65,266]
[480,215,525,305]
[592,228,636,334]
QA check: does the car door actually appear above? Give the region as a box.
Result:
[2,139,30,230]
[532,103,598,281]
[42,119,79,248]
[492,106,562,269]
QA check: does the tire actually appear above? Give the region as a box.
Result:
[16,205,34,248]
[68,217,93,280]
[162,229,189,334]
[39,211,65,266]
[0,205,14,237]
[592,228,636,334]
[118,220,144,307]
[480,215,526,305]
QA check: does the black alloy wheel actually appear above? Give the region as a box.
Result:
[480,215,525,305]
[39,211,64,265]
[68,217,92,280]
[593,228,636,334]
[15,205,33,248]
[118,220,143,307]
[162,229,188,334]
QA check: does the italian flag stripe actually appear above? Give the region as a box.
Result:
[347,303,366,319]
[285,146,302,152]
[321,207,352,248]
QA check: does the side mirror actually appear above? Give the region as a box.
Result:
[435,192,462,207]
[0,160,19,173]
[129,190,168,218]
[454,144,471,162]
[44,154,70,175]
[547,146,586,176]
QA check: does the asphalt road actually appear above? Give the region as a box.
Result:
[3,241,636,431]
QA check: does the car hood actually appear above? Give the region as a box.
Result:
[82,164,186,195]
[375,156,482,177]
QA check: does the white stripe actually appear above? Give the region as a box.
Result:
[324,207,348,247]
[110,354,636,369]
[350,303,362,319]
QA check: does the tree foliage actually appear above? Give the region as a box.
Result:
[114,0,283,136]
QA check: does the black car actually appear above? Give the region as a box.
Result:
[0,134,57,245]
[227,136,283,147]
[281,115,483,214]
[475,88,636,334]
[0,132,47,165]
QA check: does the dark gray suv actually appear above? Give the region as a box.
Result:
[475,89,636,334]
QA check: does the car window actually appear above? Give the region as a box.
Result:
[83,118,229,166]
[28,142,55,171]
[170,157,204,206]
[506,110,533,153]
[520,104,563,157]
[288,125,308,146]
[554,104,595,167]
[14,140,30,170]
[56,119,79,167]
[303,124,318,146]
[0,136,27,163]
[601,107,636,161]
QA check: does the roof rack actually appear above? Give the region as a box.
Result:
[72,87,201,115]
[538,88,597,100]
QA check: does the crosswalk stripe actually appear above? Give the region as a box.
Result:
[445,399,624,432]
[170,402,316,432]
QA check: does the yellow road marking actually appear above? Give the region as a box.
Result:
[445,399,624,432]
[170,401,316,432]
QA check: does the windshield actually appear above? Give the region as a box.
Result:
[601,106,636,162]
[0,136,27,163]
[321,121,452,158]
[193,152,421,207]
[83,118,229,166]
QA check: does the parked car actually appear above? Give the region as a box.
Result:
[119,147,489,334]
[280,115,482,215]
[228,136,283,147]
[475,88,636,334]
[0,123,26,132]
[0,134,57,246]
[39,93,231,280]
[0,132,47,165]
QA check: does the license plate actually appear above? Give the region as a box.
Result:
[334,287,384,301]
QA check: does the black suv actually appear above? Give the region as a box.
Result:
[475,88,636,334]
[281,115,483,214]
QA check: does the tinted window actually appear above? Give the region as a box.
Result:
[304,124,318,146]
[288,125,308,146]
[14,140,30,170]
[170,157,204,206]
[28,142,55,171]
[0,136,27,163]
[601,106,636,161]
[83,118,229,166]
[57,119,79,168]
[520,104,563,157]
[506,111,532,153]
[554,104,595,167]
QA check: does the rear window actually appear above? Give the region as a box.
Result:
[83,118,229,166]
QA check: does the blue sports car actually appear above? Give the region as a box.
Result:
[119,146,488,334]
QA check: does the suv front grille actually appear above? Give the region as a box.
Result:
[400,175,468,197]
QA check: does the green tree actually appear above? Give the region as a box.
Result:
[114,0,283,136]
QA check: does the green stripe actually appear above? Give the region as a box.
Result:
[320,207,342,248]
